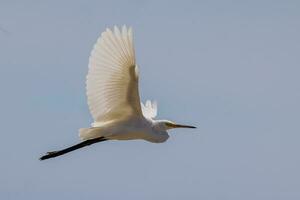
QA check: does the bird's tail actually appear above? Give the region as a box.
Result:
[39,137,107,160]
[79,127,103,141]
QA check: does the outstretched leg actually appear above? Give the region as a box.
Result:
[40,137,107,160]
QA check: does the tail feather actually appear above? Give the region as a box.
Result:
[79,127,103,140]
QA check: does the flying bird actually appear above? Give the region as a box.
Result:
[40,25,196,160]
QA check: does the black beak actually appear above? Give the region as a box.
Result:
[173,124,197,129]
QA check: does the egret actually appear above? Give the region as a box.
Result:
[40,25,196,160]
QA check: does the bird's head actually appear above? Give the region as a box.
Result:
[155,120,196,131]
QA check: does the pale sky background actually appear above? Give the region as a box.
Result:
[0,1,300,199]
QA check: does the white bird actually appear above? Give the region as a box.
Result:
[40,25,195,160]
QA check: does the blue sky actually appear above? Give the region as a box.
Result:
[0,1,300,199]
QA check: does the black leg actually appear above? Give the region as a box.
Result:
[40,137,107,160]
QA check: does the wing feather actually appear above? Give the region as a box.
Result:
[86,25,142,123]
[141,100,158,119]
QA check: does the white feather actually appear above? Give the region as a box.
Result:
[141,100,158,119]
[86,25,142,123]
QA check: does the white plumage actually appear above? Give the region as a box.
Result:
[81,25,195,141]
[40,25,195,160]
[86,26,141,123]
[141,100,157,119]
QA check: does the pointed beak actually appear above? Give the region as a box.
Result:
[172,124,197,129]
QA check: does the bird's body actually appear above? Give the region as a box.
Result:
[80,116,169,143]
[40,25,195,160]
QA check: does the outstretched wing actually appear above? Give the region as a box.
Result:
[86,25,142,123]
[141,100,157,119]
